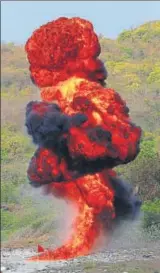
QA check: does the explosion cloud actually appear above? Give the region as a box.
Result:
[25,17,142,261]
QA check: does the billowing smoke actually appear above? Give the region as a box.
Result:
[25,101,87,149]
[25,17,142,261]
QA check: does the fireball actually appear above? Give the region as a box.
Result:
[25,17,142,261]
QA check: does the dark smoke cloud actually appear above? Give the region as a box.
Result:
[110,177,142,221]
[25,101,87,148]
[99,177,142,226]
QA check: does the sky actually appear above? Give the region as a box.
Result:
[1,1,160,44]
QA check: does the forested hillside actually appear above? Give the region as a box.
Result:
[1,21,160,245]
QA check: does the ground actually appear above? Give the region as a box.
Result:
[1,240,160,273]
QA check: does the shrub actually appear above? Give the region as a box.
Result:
[1,124,34,162]
[142,200,160,237]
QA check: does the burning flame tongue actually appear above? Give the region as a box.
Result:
[37,245,45,253]
[28,174,115,261]
[25,17,142,261]
[29,206,100,261]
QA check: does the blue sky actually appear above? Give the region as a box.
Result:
[1,1,160,44]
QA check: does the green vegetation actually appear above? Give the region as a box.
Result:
[1,124,34,162]
[81,259,160,273]
[142,199,160,238]
[1,21,160,245]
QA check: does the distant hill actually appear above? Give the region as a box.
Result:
[118,21,160,42]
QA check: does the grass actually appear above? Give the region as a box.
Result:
[81,260,160,273]
[1,194,58,246]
